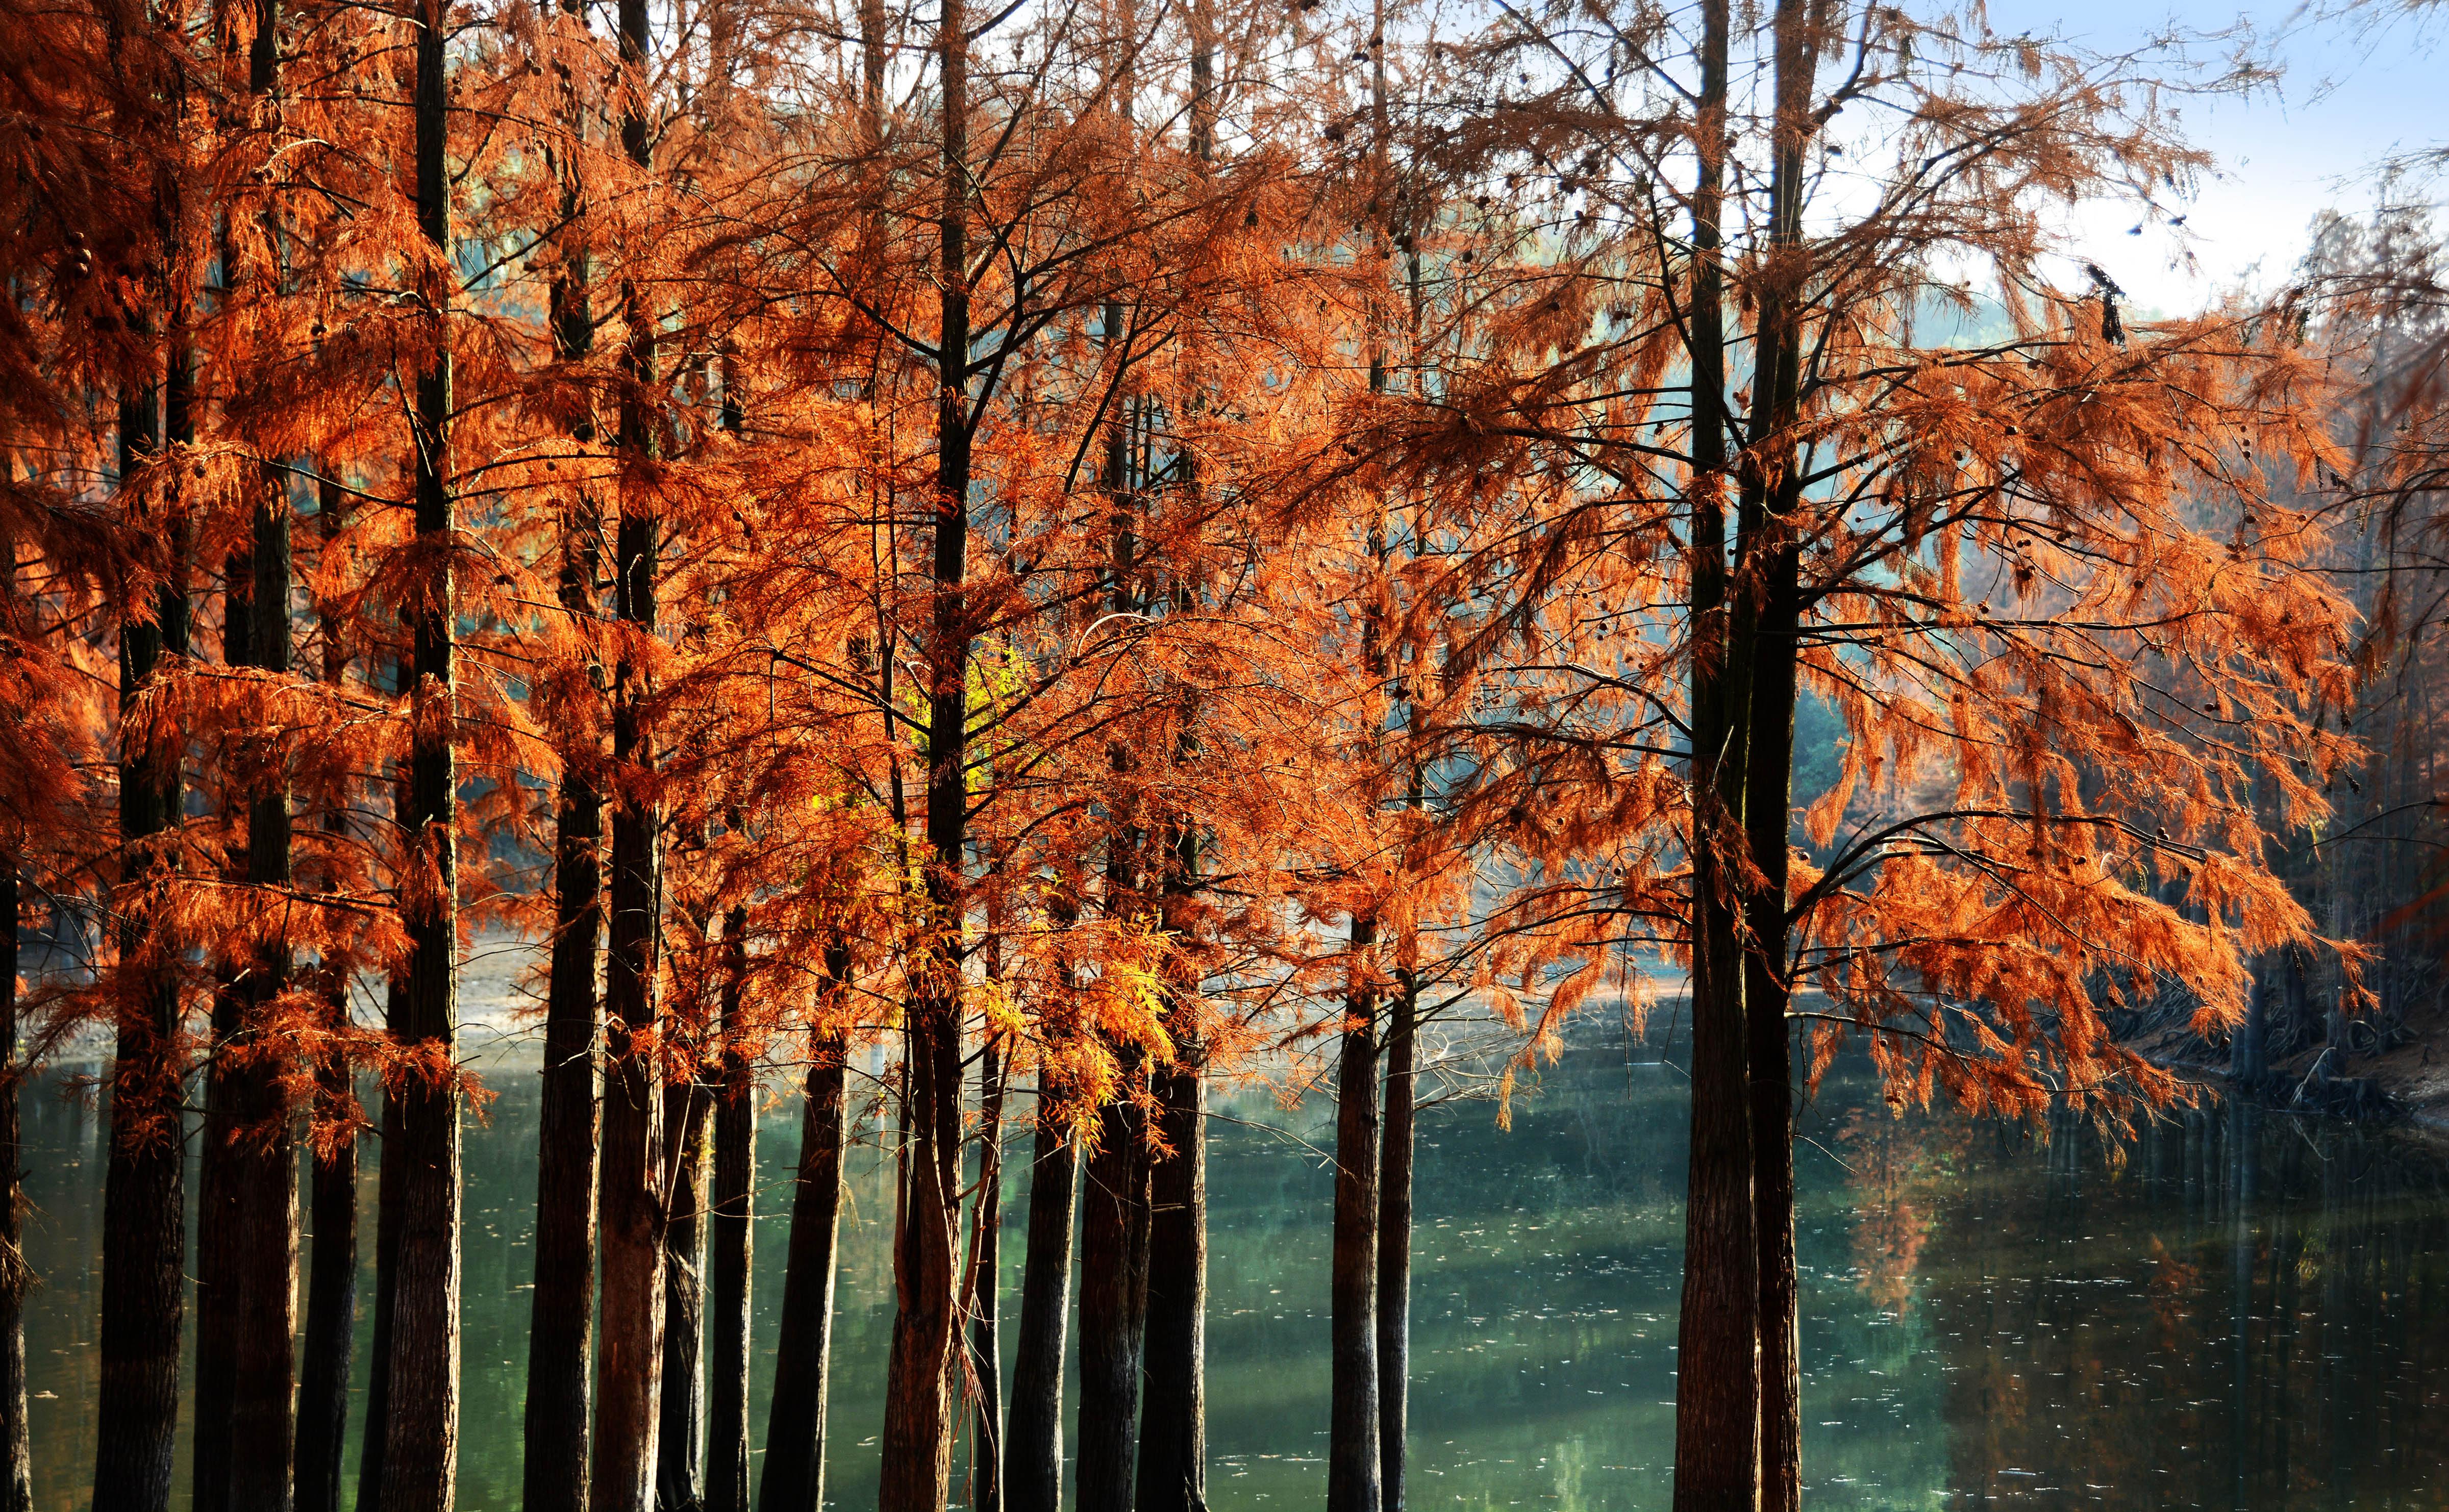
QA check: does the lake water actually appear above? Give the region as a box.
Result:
[16,1019,2449,1511]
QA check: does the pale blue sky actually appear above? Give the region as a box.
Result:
[1978,0,2442,309]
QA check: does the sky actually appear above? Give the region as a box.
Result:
[1980,0,2445,311]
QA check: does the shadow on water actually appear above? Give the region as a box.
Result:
[13,1021,2448,1510]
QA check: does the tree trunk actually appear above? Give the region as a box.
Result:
[595,0,669,1500]
[530,751,603,1512]
[294,986,358,1512]
[967,1038,1008,1512]
[194,968,242,1512]
[1327,947,1381,1512]
[1739,3,1811,1501]
[596,1006,668,1512]
[376,3,465,1502]
[882,992,964,1512]
[226,12,307,1500]
[198,533,247,1510]
[95,359,188,1512]
[1375,980,1414,1512]
[527,56,605,1509]
[0,519,29,1512]
[294,467,359,1512]
[2231,968,2270,1084]
[1137,1060,1206,1512]
[357,969,407,1512]
[707,910,754,1512]
[659,1076,714,1512]
[878,2,972,1502]
[1074,1061,1150,1512]
[1002,1077,1077,1512]
[230,473,301,1512]
[1743,631,1799,1512]
[1670,0,1760,1502]
[759,1013,847,1512]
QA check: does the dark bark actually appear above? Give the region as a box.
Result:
[196,546,247,1510]
[230,473,301,1512]
[297,484,356,1512]
[967,1037,1008,1512]
[194,976,241,1512]
[1327,950,1381,1512]
[230,9,303,1497]
[2231,969,2270,1082]
[95,357,188,1512]
[356,970,406,1512]
[595,1004,668,1512]
[294,988,358,1512]
[530,749,603,1512]
[1137,1060,1206,1512]
[1738,9,1814,1501]
[376,2,465,1502]
[882,988,964,1512]
[0,522,28,1512]
[659,1075,714,1512]
[527,48,605,1508]
[1075,1061,1150,1512]
[1375,981,1415,1512]
[1743,660,1799,1512]
[595,0,668,1501]
[1002,1078,1078,1512]
[707,910,754,1512]
[759,1013,847,1512]
[878,2,971,1502]
[1671,0,1760,1502]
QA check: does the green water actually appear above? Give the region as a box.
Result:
[16,1026,2449,1510]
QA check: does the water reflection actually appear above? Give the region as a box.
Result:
[14,1030,2449,1510]
[1922,1100,2449,1509]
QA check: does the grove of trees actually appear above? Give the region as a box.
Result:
[5,0,2445,1508]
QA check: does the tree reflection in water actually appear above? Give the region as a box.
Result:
[1904,1098,2449,1508]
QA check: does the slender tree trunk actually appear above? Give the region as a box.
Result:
[878,2,972,1502]
[967,1037,1008,1512]
[659,1075,714,1512]
[0,521,30,1512]
[1375,978,1415,1512]
[1074,1059,1150,1512]
[1143,32,1219,1508]
[1671,0,1760,1502]
[1002,1076,1077,1512]
[531,754,603,1512]
[595,0,669,1501]
[95,354,188,1512]
[227,456,302,1512]
[1328,939,1382,1512]
[759,1006,847,1512]
[528,39,605,1505]
[707,910,754,1512]
[1738,4,1812,1503]
[1137,1058,1206,1512]
[197,538,262,1512]
[376,4,465,1504]
[195,661,243,1512]
[218,15,307,1506]
[596,996,668,1512]
[295,982,358,1512]
[293,476,359,1512]
[358,965,407,1512]
[1743,633,1798,1512]
[0,864,20,1512]
[883,988,964,1512]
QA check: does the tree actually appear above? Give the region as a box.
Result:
[1322,6,2361,1508]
